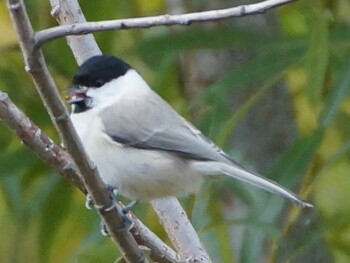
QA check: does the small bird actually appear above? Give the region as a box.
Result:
[68,55,312,208]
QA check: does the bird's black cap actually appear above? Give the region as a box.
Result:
[72,55,131,88]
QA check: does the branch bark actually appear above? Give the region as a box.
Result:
[35,0,296,47]
[48,0,211,262]
[0,89,180,263]
[0,91,85,194]
[153,198,211,262]
[49,0,101,64]
[131,215,181,263]
[7,1,145,262]
[4,0,299,262]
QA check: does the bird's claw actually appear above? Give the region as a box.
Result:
[85,185,136,235]
[84,185,118,210]
[122,200,138,215]
[85,194,94,210]
[100,212,135,236]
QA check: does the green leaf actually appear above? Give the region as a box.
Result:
[318,60,350,128]
[305,3,330,102]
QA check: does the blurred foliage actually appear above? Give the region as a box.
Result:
[0,0,350,262]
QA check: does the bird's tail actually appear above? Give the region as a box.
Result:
[191,161,313,208]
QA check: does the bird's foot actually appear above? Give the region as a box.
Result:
[122,200,138,215]
[85,185,135,234]
[85,184,118,210]
[100,214,134,236]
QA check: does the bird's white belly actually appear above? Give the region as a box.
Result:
[71,112,204,200]
[93,141,204,200]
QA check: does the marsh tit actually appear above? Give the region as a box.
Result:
[68,55,312,208]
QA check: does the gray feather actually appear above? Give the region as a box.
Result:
[99,91,235,164]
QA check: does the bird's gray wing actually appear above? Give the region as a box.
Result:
[99,91,233,163]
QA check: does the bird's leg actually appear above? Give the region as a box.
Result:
[100,214,135,236]
[122,200,138,215]
[84,185,135,234]
[85,184,118,210]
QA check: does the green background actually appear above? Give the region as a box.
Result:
[1,0,350,262]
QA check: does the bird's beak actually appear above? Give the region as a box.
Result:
[66,85,87,104]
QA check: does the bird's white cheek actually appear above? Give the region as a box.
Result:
[70,111,94,140]
[86,82,121,108]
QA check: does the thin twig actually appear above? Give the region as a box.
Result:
[7,0,145,262]
[35,0,296,47]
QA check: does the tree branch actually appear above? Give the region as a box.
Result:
[35,0,296,47]
[48,0,211,262]
[152,198,211,262]
[49,0,101,64]
[5,0,299,261]
[7,0,145,262]
[0,91,86,194]
[0,89,180,263]
[131,215,181,263]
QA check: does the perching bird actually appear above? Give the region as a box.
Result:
[68,55,312,208]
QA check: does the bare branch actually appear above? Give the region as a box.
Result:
[36,0,296,47]
[0,90,180,263]
[131,215,181,263]
[6,0,181,261]
[7,0,145,262]
[5,0,299,261]
[152,198,212,262]
[48,0,212,261]
[49,0,101,64]
[0,91,86,194]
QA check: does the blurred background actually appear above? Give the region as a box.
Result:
[1,0,350,262]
